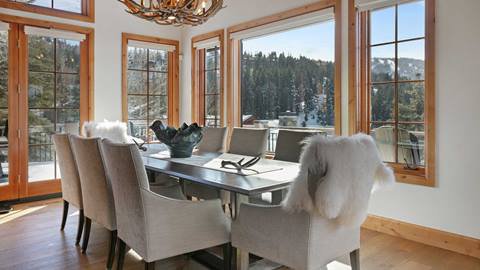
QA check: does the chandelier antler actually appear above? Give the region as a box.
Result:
[118,0,224,26]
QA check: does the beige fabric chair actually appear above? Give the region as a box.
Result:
[197,127,227,152]
[100,140,231,270]
[52,134,84,246]
[69,135,117,270]
[184,127,227,200]
[273,129,318,163]
[232,204,360,270]
[228,128,268,157]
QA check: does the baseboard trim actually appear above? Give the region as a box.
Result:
[362,215,480,259]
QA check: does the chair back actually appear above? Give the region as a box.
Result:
[228,128,268,157]
[70,135,116,230]
[197,127,227,152]
[373,125,417,165]
[274,130,318,162]
[52,134,83,209]
[100,140,149,255]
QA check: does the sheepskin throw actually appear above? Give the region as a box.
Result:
[282,133,395,227]
[83,121,130,143]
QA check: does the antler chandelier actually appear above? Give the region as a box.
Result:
[118,0,224,26]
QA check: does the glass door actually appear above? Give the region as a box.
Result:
[0,20,90,201]
[0,23,20,202]
[26,35,81,184]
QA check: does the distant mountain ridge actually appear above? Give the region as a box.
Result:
[371,57,425,80]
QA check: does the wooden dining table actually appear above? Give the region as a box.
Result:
[140,144,300,269]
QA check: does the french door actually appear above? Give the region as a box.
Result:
[0,20,92,201]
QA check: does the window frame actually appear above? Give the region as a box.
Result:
[226,0,343,137]
[191,29,225,127]
[122,32,179,143]
[349,0,436,186]
[0,0,95,23]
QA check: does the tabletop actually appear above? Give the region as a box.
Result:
[141,144,299,196]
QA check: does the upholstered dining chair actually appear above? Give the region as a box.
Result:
[197,127,227,152]
[228,128,269,157]
[274,129,319,163]
[52,134,84,246]
[232,205,360,270]
[100,140,231,270]
[184,127,227,200]
[69,135,117,270]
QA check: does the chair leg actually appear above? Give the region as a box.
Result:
[350,249,360,270]
[223,243,232,270]
[106,230,117,270]
[75,209,85,246]
[144,261,155,270]
[81,217,92,253]
[60,200,69,231]
[117,239,127,270]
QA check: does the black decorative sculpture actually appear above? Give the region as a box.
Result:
[150,120,203,158]
[221,156,261,171]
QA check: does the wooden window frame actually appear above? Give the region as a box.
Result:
[191,29,224,127]
[0,13,94,200]
[226,0,342,136]
[122,33,179,142]
[349,0,436,186]
[0,0,95,23]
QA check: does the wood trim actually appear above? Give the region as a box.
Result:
[348,0,357,135]
[226,0,342,135]
[334,0,342,135]
[25,180,62,197]
[363,215,480,259]
[350,1,436,186]
[0,0,95,23]
[0,13,94,34]
[121,33,180,128]
[226,0,336,34]
[191,29,225,126]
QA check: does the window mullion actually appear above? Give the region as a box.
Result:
[394,4,399,164]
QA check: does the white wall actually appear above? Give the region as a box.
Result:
[178,0,480,240]
[368,0,480,239]
[1,1,182,121]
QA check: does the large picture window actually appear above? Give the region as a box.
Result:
[353,0,435,185]
[122,33,179,143]
[0,0,94,22]
[228,3,341,153]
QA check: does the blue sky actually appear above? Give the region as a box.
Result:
[243,0,425,62]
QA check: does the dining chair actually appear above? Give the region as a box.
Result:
[232,204,360,270]
[69,135,117,270]
[52,134,84,246]
[274,129,319,162]
[100,140,231,270]
[228,128,268,157]
[184,127,227,200]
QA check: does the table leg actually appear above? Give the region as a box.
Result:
[271,189,288,205]
[231,192,249,270]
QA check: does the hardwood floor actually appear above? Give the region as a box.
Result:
[0,199,478,270]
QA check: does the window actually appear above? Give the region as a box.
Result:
[192,30,224,127]
[0,0,94,22]
[122,33,179,143]
[0,17,93,201]
[227,3,341,153]
[353,0,435,185]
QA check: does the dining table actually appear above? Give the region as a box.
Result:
[140,143,301,270]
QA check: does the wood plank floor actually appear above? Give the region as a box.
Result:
[0,199,479,270]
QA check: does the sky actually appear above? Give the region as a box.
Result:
[24,0,82,13]
[243,0,425,62]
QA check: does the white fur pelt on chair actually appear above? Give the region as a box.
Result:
[82,121,130,143]
[282,133,395,227]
